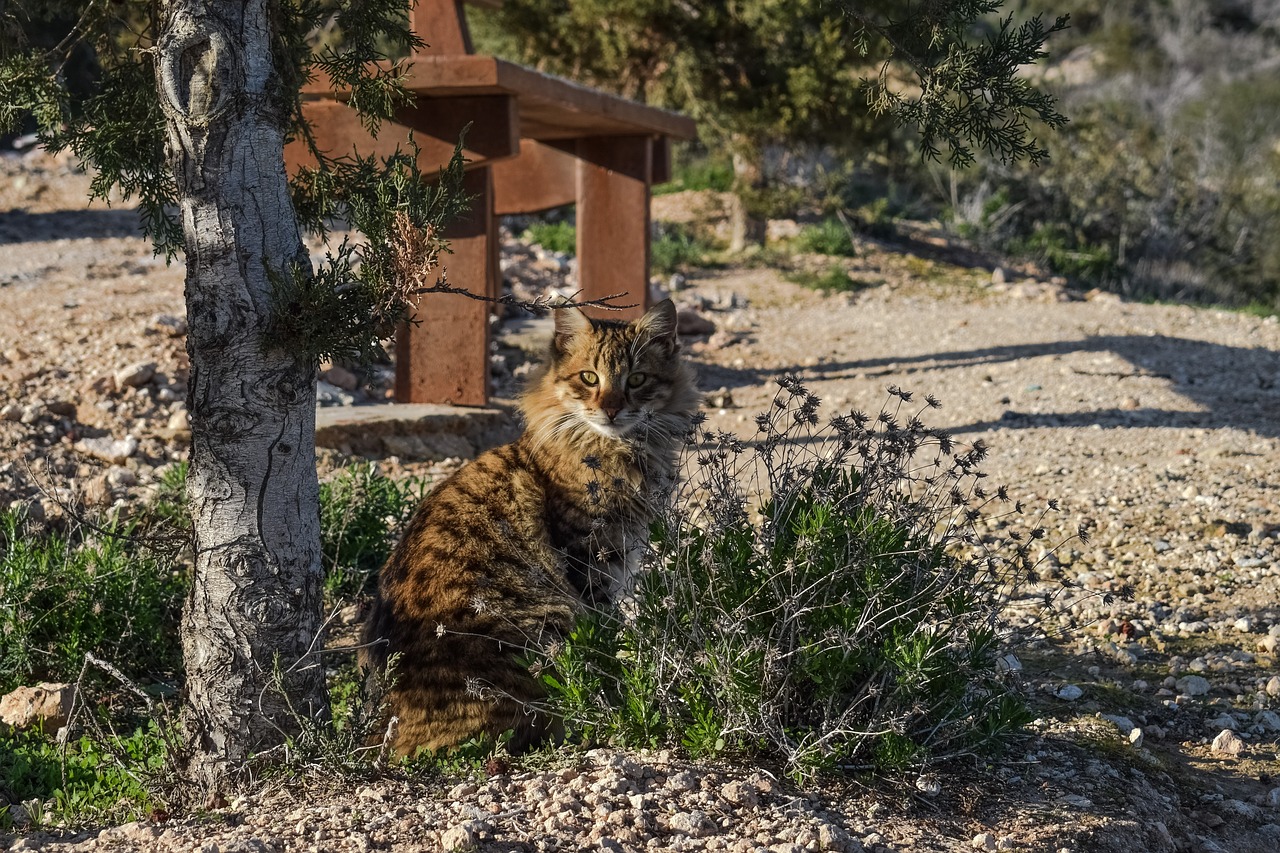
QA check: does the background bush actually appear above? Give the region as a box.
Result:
[541,381,1054,779]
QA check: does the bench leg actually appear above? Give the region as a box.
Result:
[395,167,494,406]
[575,136,653,321]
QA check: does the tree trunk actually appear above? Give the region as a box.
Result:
[156,0,326,797]
[728,148,766,254]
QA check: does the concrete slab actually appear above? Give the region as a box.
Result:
[315,400,519,460]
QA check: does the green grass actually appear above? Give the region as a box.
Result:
[654,155,734,196]
[651,224,714,276]
[319,462,427,604]
[521,221,576,255]
[795,217,857,257]
[785,263,862,293]
[0,723,169,828]
[0,509,186,694]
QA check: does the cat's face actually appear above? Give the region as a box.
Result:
[545,299,686,440]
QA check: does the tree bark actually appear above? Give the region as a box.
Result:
[155,0,326,797]
[728,148,766,254]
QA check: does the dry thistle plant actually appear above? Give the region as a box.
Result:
[538,377,1075,780]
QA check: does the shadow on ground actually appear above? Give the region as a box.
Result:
[0,208,144,244]
[697,334,1280,438]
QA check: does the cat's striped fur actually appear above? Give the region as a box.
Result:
[359,299,699,755]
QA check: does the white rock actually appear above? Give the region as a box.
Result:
[1176,675,1211,697]
[0,402,21,421]
[1212,728,1245,757]
[1054,684,1084,701]
[105,466,137,488]
[1256,710,1280,733]
[114,361,156,388]
[75,435,138,464]
[972,832,997,850]
[1208,714,1237,731]
[167,408,190,431]
[1266,676,1280,697]
[915,774,942,796]
[1129,727,1145,749]
[1234,617,1255,633]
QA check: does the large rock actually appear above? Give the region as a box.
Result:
[0,682,76,733]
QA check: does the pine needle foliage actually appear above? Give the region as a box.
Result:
[0,0,466,364]
[844,1,1071,166]
[541,380,1061,781]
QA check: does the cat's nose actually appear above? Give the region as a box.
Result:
[600,392,624,421]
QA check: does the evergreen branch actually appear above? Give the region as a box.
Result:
[414,280,640,314]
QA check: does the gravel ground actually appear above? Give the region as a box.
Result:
[3,149,1280,852]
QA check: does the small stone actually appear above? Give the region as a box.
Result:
[721,779,758,808]
[1266,676,1280,697]
[82,474,114,507]
[676,308,716,336]
[1235,617,1255,633]
[1176,675,1211,697]
[1129,727,1145,749]
[114,361,156,389]
[75,435,139,464]
[669,273,687,292]
[972,832,997,850]
[991,267,1008,284]
[106,466,137,489]
[1191,809,1226,828]
[19,404,44,424]
[996,838,1017,851]
[1211,728,1245,757]
[1268,788,1280,808]
[667,809,714,838]
[0,402,21,421]
[1258,711,1280,733]
[1208,714,1237,731]
[167,408,190,431]
[151,314,187,337]
[321,365,360,392]
[1119,396,1140,410]
[439,820,486,850]
[1054,684,1083,701]
[915,774,942,796]
[0,682,76,732]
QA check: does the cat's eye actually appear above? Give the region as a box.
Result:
[627,372,647,388]
[579,371,599,386]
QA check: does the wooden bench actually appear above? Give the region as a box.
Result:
[285,0,696,406]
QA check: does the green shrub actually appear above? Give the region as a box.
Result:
[541,380,1053,780]
[521,221,576,255]
[654,154,734,195]
[651,223,712,275]
[785,263,860,293]
[0,510,186,693]
[319,463,426,603]
[795,217,857,256]
[0,723,168,827]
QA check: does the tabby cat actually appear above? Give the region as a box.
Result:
[359,299,699,755]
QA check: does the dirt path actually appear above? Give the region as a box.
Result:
[3,149,1280,852]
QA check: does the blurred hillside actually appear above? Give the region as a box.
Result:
[473,0,1280,311]
[953,0,1280,309]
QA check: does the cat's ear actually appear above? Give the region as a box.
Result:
[552,305,592,356]
[635,298,678,343]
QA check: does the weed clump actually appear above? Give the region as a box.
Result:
[0,509,186,694]
[542,379,1055,779]
[319,462,425,603]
